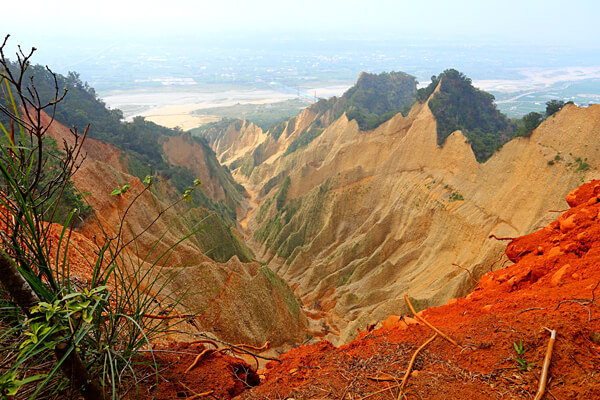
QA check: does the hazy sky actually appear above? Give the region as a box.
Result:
[3,0,599,47]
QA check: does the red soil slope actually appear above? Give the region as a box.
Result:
[19,136,600,398]
[226,180,600,399]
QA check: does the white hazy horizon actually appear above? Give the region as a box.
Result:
[3,0,600,49]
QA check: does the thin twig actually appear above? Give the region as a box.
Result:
[357,383,402,400]
[339,371,360,400]
[556,300,592,321]
[184,349,212,374]
[400,333,437,393]
[142,313,196,320]
[189,339,219,349]
[137,359,180,382]
[366,374,397,382]
[175,379,214,399]
[518,307,545,314]
[404,295,462,348]
[452,263,478,285]
[138,349,198,356]
[489,252,507,272]
[171,331,281,363]
[402,316,422,344]
[232,341,270,352]
[188,390,214,399]
[488,234,515,241]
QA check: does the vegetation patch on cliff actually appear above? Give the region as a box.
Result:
[420,69,517,162]
[254,179,331,261]
[1,60,251,263]
[259,266,301,319]
[282,71,417,156]
[342,71,417,130]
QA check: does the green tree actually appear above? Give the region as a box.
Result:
[516,111,544,136]
[340,71,418,130]
[545,99,566,117]
[416,75,440,103]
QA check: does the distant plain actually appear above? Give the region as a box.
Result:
[36,37,599,130]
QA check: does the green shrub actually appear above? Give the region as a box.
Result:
[449,191,464,202]
[276,176,291,210]
[284,127,325,156]
[341,71,417,130]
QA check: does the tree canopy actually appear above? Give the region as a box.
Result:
[342,71,417,130]
[424,69,517,162]
[545,99,567,117]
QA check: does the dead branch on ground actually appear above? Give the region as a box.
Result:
[404,295,462,349]
[400,333,438,393]
[533,329,556,400]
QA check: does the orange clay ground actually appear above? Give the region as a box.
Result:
[132,179,600,400]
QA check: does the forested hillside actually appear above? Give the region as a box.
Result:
[1,62,245,227]
[342,71,417,130]
[417,69,517,161]
[0,60,254,262]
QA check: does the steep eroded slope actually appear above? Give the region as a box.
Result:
[242,180,600,399]
[206,94,600,343]
[45,114,306,347]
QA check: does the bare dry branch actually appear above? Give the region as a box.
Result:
[400,333,437,393]
[404,295,462,349]
[533,329,556,400]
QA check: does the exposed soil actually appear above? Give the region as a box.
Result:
[239,180,600,399]
[240,189,259,233]
[18,112,600,399]
[130,342,260,400]
[122,179,600,399]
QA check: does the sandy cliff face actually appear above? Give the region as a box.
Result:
[163,134,229,203]
[46,117,306,346]
[244,180,600,400]
[210,101,600,343]
[200,110,320,186]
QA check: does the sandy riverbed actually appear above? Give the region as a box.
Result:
[101,85,351,130]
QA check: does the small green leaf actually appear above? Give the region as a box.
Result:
[0,373,47,396]
[144,175,155,188]
[62,292,82,301]
[79,300,91,309]
[110,184,130,196]
[82,310,93,324]
[17,374,47,385]
[90,285,108,294]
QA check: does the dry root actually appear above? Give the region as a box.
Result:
[184,340,271,373]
